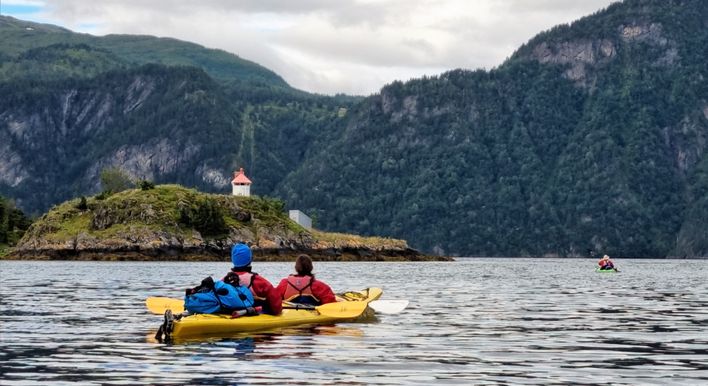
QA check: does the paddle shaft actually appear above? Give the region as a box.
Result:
[147,297,366,318]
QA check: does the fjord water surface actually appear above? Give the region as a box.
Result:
[1,259,706,385]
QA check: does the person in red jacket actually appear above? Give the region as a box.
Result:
[276,254,336,305]
[223,243,282,315]
[598,254,615,270]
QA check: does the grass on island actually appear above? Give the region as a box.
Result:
[29,184,407,251]
[310,230,408,250]
[27,184,303,242]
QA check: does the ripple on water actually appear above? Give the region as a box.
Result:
[1,259,707,384]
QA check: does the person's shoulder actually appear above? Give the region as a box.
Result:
[313,278,333,289]
[254,274,275,286]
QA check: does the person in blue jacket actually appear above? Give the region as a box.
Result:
[222,243,282,315]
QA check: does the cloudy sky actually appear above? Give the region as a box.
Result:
[3,0,617,95]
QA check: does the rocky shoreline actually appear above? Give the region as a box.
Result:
[5,246,451,262]
[5,224,451,261]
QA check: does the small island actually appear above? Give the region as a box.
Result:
[5,184,450,262]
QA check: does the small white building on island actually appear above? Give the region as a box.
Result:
[289,210,312,229]
[231,168,252,196]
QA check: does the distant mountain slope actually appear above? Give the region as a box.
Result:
[0,15,289,88]
[1,64,239,209]
[275,0,708,258]
[0,43,127,81]
[0,16,354,216]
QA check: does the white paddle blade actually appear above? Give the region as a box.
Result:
[368,300,409,314]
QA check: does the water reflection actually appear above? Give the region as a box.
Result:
[147,324,366,347]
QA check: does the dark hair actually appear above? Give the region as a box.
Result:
[295,254,313,276]
[231,265,252,272]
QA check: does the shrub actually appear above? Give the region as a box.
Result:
[100,167,134,194]
[179,197,228,237]
[76,196,88,210]
[137,179,156,190]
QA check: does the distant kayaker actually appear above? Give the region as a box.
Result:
[598,254,615,270]
[276,254,336,305]
[223,243,282,315]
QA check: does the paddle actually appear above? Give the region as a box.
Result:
[368,300,409,314]
[280,300,369,318]
[284,299,407,315]
[336,289,409,315]
[146,297,367,319]
[146,296,185,314]
[310,300,368,318]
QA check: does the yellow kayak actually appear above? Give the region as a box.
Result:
[149,287,382,341]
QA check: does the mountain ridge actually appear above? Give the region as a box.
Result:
[0,15,290,89]
[1,0,707,257]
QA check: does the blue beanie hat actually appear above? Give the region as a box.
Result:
[231,243,252,267]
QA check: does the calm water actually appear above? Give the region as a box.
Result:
[1,259,707,385]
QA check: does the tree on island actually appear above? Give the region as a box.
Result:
[0,196,32,247]
[99,167,134,195]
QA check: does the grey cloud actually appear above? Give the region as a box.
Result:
[500,0,619,14]
[40,0,618,95]
[48,0,358,17]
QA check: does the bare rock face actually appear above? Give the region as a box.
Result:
[197,164,231,188]
[530,39,616,85]
[380,88,420,123]
[123,76,155,114]
[619,22,667,44]
[83,138,201,191]
[0,140,29,187]
[525,21,679,86]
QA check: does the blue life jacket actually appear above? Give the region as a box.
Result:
[184,277,255,314]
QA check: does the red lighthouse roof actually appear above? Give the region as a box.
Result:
[232,168,252,185]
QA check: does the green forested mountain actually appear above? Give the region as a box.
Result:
[0,16,289,89]
[1,0,707,258]
[0,15,356,214]
[275,0,708,258]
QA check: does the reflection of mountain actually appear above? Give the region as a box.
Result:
[2,0,708,258]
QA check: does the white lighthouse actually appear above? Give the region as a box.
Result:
[231,168,252,196]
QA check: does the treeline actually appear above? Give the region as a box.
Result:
[0,196,31,247]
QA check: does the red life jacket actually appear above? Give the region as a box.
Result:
[282,275,319,304]
[235,272,265,301]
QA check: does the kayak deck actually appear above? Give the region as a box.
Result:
[157,287,382,341]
